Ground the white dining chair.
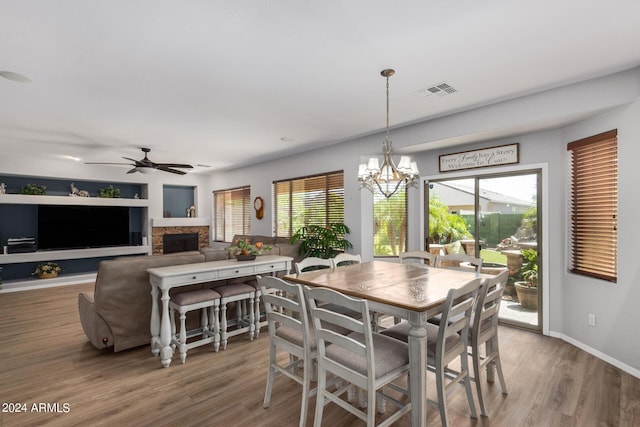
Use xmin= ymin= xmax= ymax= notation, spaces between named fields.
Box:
xmin=258 ymin=275 xmax=317 ymax=427
xmin=468 ymin=269 xmax=509 ymax=416
xmin=305 ymin=286 xmax=412 ymax=427
xmin=381 ymin=278 xmax=482 ymax=426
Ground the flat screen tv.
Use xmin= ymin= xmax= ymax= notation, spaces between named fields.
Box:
xmin=38 ymin=205 xmax=130 ymax=250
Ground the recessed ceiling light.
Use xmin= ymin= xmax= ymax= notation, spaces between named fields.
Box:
xmin=0 ymin=71 xmax=32 ymax=83
xmin=63 ymin=155 xmax=82 ymax=162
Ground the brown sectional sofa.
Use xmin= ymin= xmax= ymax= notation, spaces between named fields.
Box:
xmin=78 ymin=235 xmax=301 ymax=352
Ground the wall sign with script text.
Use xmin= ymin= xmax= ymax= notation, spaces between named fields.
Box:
xmin=439 ymin=143 xmax=519 ymax=172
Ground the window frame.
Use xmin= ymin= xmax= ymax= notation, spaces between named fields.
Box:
xmin=567 ymin=129 xmax=618 ymax=283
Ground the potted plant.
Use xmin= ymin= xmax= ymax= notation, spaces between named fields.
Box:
xmin=33 ymin=262 xmax=62 ymax=279
xmin=515 ymin=248 xmax=538 ymax=310
xmin=290 ymin=223 xmax=353 ymax=259
xmin=99 ymin=185 xmax=120 ymax=198
xmin=20 ymin=184 xmax=46 ymax=195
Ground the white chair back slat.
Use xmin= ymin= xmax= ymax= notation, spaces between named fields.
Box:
xmin=399 ymin=250 xmax=438 ymax=266
xmin=331 ymin=253 xmax=362 ymax=268
xmin=295 ymin=257 xmax=333 ymax=273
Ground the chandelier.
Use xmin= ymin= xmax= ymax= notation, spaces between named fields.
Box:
xmin=358 ymin=69 xmax=419 ymax=199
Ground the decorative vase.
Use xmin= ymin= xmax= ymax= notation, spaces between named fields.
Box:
xmin=514 ymin=281 xmax=538 ymax=310
xmin=235 ymin=254 xmax=257 ymax=261
xmin=38 ymin=272 xmax=58 ymax=279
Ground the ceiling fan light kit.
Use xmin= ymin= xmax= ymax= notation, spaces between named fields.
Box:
xmin=358 ymin=69 xmax=420 ymax=199
xmin=86 ymin=147 xmax=193 ymax=175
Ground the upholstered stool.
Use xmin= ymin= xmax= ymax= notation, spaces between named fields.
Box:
xmin=212 ymin=283 xmax=257 ymax=350
xmin=169 ymin=288 xmax=221 ymax=363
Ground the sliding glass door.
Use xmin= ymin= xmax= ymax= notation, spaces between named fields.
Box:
xmin=426 ymin=171 xmax=541 ymax=330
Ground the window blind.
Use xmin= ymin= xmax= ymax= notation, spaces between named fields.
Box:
xmin=273 ymin=171 xmax=344 ymax=238
xmin=373 ymin=186 xmax=407 ymax=256
xmin=213 ymin=186 xmax=251 ymax=242
xmin=567 ymin=129 xmax=617 ymax=282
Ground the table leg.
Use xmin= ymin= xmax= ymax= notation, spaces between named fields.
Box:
xmin=408 ymin=311 xmax=427 ymax=427
xmin=159 ymin=287 xmax=173 ymax=368
xmin=150 ymin=284 xmax=160 ymax=356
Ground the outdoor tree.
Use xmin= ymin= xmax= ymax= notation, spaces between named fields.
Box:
xmin=428 ymin=195 xmax=473 ymax=244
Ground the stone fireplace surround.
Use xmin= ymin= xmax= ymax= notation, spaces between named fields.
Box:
xmin=152 ymin=226 xmax=209 ymax=255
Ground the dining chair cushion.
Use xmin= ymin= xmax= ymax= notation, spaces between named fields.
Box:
xmin=276 ymin=324 xmax=317 ymax=351
xmin=469 ymin=312 xmax=493 ymax=338
xmin=381 ymin=321 xmax=462 ymax=360
xmin=326 ymin=331 xmax=409 ymax=378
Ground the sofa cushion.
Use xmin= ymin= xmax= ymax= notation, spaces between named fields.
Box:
xmin=200 ymin=247 xmax=230 ymax=262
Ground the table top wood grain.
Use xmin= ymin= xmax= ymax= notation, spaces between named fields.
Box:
xmin=284 ymin=260 xmax=486 ymax=312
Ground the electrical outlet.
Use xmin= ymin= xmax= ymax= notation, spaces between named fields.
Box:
xmin=588 ymin=313 xmax=596 ymax=327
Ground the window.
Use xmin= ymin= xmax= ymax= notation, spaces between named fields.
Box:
xmin=567 ymin=129 xmax=617 ymax=283
xmin=273 ymin=171 xmax=344 ymax=238
xmin=373 ymin=186 xmax=407 ymax=256
xmin=213 ymin=186 xmax=251 ymax=242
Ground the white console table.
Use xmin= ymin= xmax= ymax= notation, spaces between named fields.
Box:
xmin=147 ymin=255 xmax=292 ymax=368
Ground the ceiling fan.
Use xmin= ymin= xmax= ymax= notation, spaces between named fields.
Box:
xmin=86 ymin=147 xmax=193 ymax=175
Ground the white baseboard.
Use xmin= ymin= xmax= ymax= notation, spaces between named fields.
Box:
xmin=549 ymin=330 xmax=640 ymax=379
xmin=0 ymin=273 xmax=96 ymax=293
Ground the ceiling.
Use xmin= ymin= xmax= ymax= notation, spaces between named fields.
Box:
xmin=2 ymin=1 xmax=640 ymax=174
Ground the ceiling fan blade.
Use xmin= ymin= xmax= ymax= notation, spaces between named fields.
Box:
xmin=85 ymin=162 xmax=133 ymax=166
xmin=155 ymin=163 xmax=193 ymax=169
xmin=123 ymin=156 xmax=149 ymax=167
xmin=85 ymin=148 xmax=191 ymax=175
xmin=156 ymin=166 xmax=188 ymax=175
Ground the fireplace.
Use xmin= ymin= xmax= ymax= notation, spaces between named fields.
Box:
xmin=163 ymin=233 xmax=199 ymax=254
xmin=151 ymin=224 xmax=209 ymax=255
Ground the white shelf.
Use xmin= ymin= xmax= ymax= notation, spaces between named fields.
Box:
xmin=0 ymin=194 xmax=148 ymax=207
xmin=0 ymin=246 xmax=151 ymax=265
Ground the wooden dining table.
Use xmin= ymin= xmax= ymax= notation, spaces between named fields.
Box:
xmin=284 ymin=260 xmax=487 ymax=427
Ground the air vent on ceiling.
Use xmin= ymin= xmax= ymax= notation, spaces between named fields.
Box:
xmin=417 ymin=82 xmax=457 ymax=97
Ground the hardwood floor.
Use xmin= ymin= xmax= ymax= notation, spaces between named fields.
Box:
xmin=1 ymin=283 xmax=638 ymax=426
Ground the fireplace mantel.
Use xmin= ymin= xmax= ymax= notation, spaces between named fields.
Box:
xmin=151 ymin=218 xmax=211 ymax=227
